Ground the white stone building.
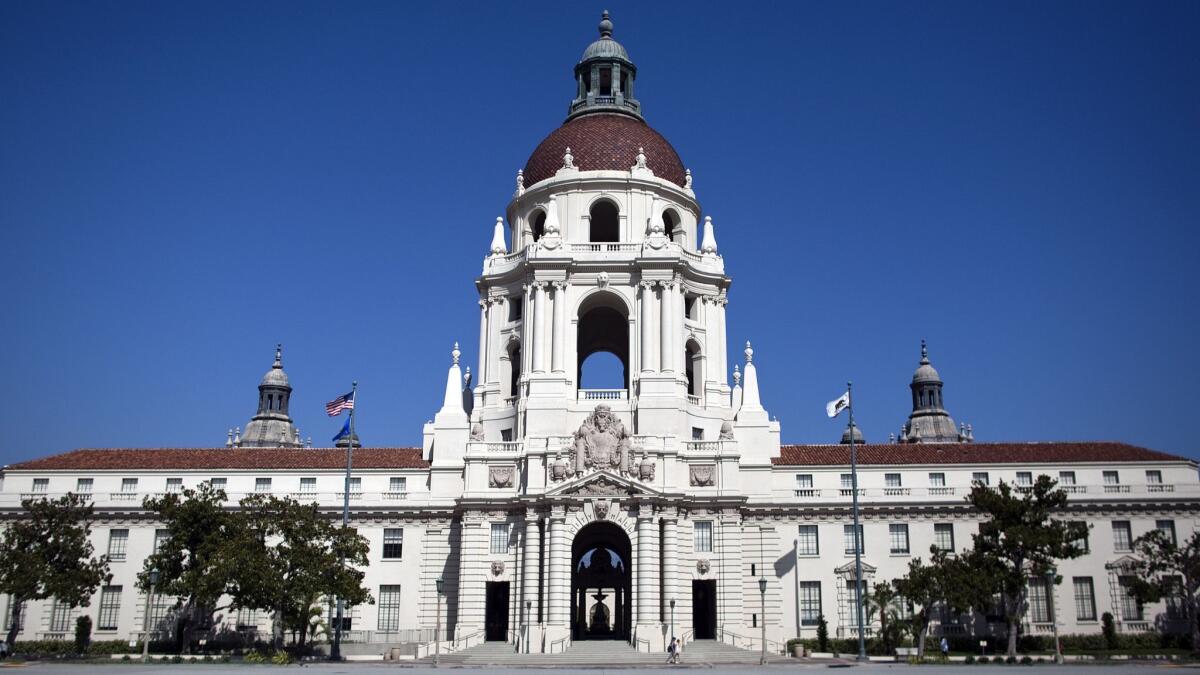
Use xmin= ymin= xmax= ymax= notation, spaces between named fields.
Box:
xmin=2 ymin=11 xmax=1198 ymax=658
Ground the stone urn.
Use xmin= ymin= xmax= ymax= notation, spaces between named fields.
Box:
xmin=638 ymin=454 xmax=655 ymax=481
xmin=550 ymin=455 xmax=569 ymax=481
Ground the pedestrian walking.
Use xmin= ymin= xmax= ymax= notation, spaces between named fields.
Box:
xmin=667 ymin=637 xmax=680 ymax=664
xmin=940 ymin=637 xmax=949 ymax=661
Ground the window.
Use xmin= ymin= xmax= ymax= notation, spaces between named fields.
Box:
xmin=840 ymin=474 xmax=853 ymax=489
xmin=209 ymin=477 xmax=227 ymax=492
xmin=1156 ymin=519 xmax=1177 ymax=546
xmin=154 ymin=528 xmax=170 ymax=554
xmin=795 ymin=474 xmax=813 ymax=490
xmin=299 ymin=477 xmax=316 ymax=493
xmin=589 ymin=200 xmax=619 ymax=243
xmin=1165 ymin=576 xmax=1186 ymax=620
xmin=691 ymin=427 xmax=704 ymax=440
xmin=1069 ymin=521 xmax=1089 ymax=553
xmin=490 ymin=523 xmax=510 ymax=554
xmin=1058 ymin=471 xmax=1076 ymax=486
xmin=166 ymin=478 xmax=182 ymax=493
xmin=107 ymin=529 xmax=129 ymax=561
xmin=98 ymin=586 xmax=122 ymax=630
xmin=797 ymin=525 xmax=819 ymax=556
xmin=843 ymin=524 xmax=864 ymax=555
xmin=49 ymin=599 xmax=72 ymax=633
xmin=1027 ymin=577 xmax=1050 ymax=623
xmin=383 ymin=528 xmax=404 ymax=559
xmin=348 ymin=477 xmax=362 ymax=496
xmin=1016 ymin=471 xmax=1032 ymax=487
xmin=694 ymin=521 xmax=713 ymax=553
xmin=889 ymin=524 xmax=910 ymax=555
xmin=1146 ymin=470 xmax=1163 ymax=484
xmin=148 ymin=594 xmax=174 ymax=632
xmin=1103 ymin=471 xmax=1119 ymax=485
xmin=389 ymin=477 xmax=407 ymax=494
xmin=236 ymin=607 xmax=258 ymax=629
xmin=928 ymin=472 xmax=946 ymax=487
xmin=1117 ymin=576 xmax=1143 ymax=621
xmin=1112 ymin=521 xmax=1133 ymax=552
xmin=1 ymin=597 xmax=26 ymax=633
xmin=1073 ymin=577 xmax=1096 ymax=621
xmin=885 ymin=473 xmax=902 ymax=488
xmin=255 ymin=477 xmax=271 ymax=493
xmin=76 ymin=478 xmax=93 ymax=494
xmin=501 ymin=428 xmax=513 ymax=442
xmin=121 ymin=478 xmax=138 ymax=493
xmin=377 ymin=585 xmax=402 ymax=631
xmin=972 ymin=472 xmax=989 ymax=486
xmin=508 ymin=297 xmax=522 ymax=321
xmin=32 ymin=478 xmax=48 ymax=493
xmin=934 ymin=523 xmax=955 ymax=552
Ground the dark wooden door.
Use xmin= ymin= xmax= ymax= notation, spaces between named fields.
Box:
xmin=485 ymin=581 xmax=510 ymax=641
xmin=692 ymin=580 xmax=717 ymax=639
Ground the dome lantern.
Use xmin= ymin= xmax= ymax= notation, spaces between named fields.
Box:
xmin=568 ymin=11 xmax=642 ymax=122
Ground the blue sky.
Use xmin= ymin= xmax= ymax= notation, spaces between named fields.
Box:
xmin=1 ymin=1 xmax=1197 ymax=465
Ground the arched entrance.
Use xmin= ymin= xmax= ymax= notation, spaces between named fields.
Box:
xmin=571 ymin=521 xmax=632 ymax=640
xmin=577 ymin=293 xmax=630 ymax=389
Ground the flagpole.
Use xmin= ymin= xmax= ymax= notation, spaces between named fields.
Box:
xmin=332 ymin=381 xmax=356 ymax=661
xmin=848 ymin=381 xmax=867 ymax=662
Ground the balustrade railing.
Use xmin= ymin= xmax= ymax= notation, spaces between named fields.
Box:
xmin=501 ymin=396 xmax=517 ymax=408
xmin=1148 ymin=484 xmax=1175 ymax=493
xmin=883 ymin=487 xmax=911 ymax=496
xmin=1061 ymin=485 xmax=1087 ymax=494
xmin=687 ymin=394 xmax=701 ymax=406
xmin=684 ymin=440 xmax=727 ymax=453
xmin=928 ymin=487 xmax=955 ymax=496
xmin=578 ymin=388 xmax=627 ymax=401
xmin=1104 ymin=484 xmax=1131 ymax=493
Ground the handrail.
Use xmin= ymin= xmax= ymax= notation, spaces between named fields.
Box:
xmin=453 ymin=629 xmax=485 ymax=651
xmin=679 ymin=629 xmax=694 ymax=647
xmin=634 ymin=637 xmax=650 ymax=653
xmin=549 ymin=635 xmax=571 ymax=653
xmin=718 ymin=627 xmax=787 ymax=654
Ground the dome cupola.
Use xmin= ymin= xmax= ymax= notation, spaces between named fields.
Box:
xmin=568 ymin=11 xmax=641 ymax=122
xmin=238 ymin=344 xmax=303 ymax=448
xmin=901 ymin=340 xmax=963 ymax=443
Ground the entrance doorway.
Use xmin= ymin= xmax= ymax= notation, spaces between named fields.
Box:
xmin=571 ymin=521 xmax=632 ymax=640
xmin=485 ymin=581 xmax=510 ymax=641
xmin=692 ymin=580 xmax=717 ymax=639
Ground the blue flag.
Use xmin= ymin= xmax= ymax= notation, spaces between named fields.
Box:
xmin=332 ymin=416 xmax=351 ymax=443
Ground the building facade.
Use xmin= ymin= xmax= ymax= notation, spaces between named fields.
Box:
xmin=2 ymin=12 xmax=1198 ymax=657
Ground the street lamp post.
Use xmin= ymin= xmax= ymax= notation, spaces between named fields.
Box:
xmin=434 ymin=576 xmax=444 ymax=667
xmin=525 ymin=600 xmax=532 ymax=654
xmin=670 ymin=598 xmax=676 ymax=646
xmin=758 ymin=577 xmax=768 ymax=665
xmin=1046 ymin=568 xmax=1062 ymax=664
xmin=141 ymin=568 xmax=159 ymax=663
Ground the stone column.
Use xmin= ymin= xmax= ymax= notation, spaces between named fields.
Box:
xmin=456 ymin=517 xmax=489 ymax=634
xmin=522 ymin=284 xmax=534 ymax=376
xmin=477 ymin=299 xmax=490 ymax=385
xmin=551 ymin=282 xmax=566 ymax=373
xmin=639 ymin=281 xmax=656 ymax=372
xmin=659 ymin=281 xmax=674 ymax=373
xmin=547 ymin=510 xmax=568 ymax=625
xmin=636 ymin=506 xmax=654 ymax=623
xmin=716 ymin=296 xmax=729 ymax=384
xmin=676 ymin=282 xmax=687 ymax=374
xmin=532 ymin=283 xmax=547 ymax=373
xmin=717 ymin=517 xmax=744 ymax=627
xmin=663 ymin=512 xmax=679 ymax=623
xmin=523 ymin=514 xmax=542 ymax=625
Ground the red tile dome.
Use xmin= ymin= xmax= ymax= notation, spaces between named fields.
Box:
xmin=523 ymin=113 xmax=687 ymax=188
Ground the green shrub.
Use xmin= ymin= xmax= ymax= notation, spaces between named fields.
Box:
xmin=977 ymin=656 xmax=989 ymax=664
xmin=1005 ymin=655 xmax=1017 ymax=664
xmin=74 ymin=615 xmax=92 ymax=654
xmin=964 ymin=655 xmax=976 ymax=664
xmin=816 ymin=614 xmax=829 ymax=652
xmin=1020 ymin=656 xmax=1033 ymax=665
xmin=1101 ymin=612 xmax=1117 ymax=649
xmin=121 ymin=655 xmax=131 ymax=661
xmin=244 ymin=651 xmax=267 ymax=664
xmin=86 ymin=640 xmax=134 ymax=655
xmin=270 ymin=652 xmax=293 ymax=665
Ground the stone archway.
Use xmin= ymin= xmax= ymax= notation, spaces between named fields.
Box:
xmin=571 ymin=521 xmax=632 ymax=640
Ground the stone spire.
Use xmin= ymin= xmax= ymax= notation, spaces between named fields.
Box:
xmin=901 ymin=340 xmax=960 ymax=443
xmin=238 ymin=344 xmax=302 ymax=448
xmin=439 ymin=343 xmax=467 ymax=417
xmin=739 ymin=342 xmax=763 ymax=412
xmin=700 ymin=216 xmax=719 ymax=255
xmin=489 ymin=217 xmax=507 ymax=255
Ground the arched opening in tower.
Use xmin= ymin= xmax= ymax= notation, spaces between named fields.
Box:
xmin=577 ymin=295 xmax=629 ymax=390
xmin=686 ymin=339 xmax=703 ymax=397
xmin=501 ymin=340 xmax=522 ymax=399
xmin=531 ymin=210 xmax=546 ymax=243
xmin=590 ymin=200 xmax=619 ymax=243
xmin=663 ymin=209 xmax=683 ymax=247
xmin=571 ymin=521 xmax=632 ymax=641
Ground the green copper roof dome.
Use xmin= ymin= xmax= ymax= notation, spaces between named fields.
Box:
xmin=581 ymin=11 xmax=630 ymax=62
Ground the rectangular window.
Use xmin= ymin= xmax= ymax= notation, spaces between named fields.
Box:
xmin=934 ymin=523 xmax=955 ymax=552
xmin=796 ymin=474 xmax=813 ymax=488
xmin=1157 ymin=519 xmax=1177 ymax=546
xmin=691 ymin=427 xmax=704 ymax=440
xmin=1146 ymin=470 xmax=1163 ymax=484
xmin=928 ymin=472 xmax=946 ymax=487
xmin=1072 ymin=577 xmax=1096 ymax=621
xmin=377 ymin=585 xmax=402 ymax=631
xmin=299 ymin=477 xmax=316 ymax=493
xmin=383 ymin=528 xmax=404 ymax=559
xmin=1165 ymin=576 xmax=1186 ymax=620
xmin=76 ymin=478 xmax=93 ymax=494
xmin=1069 ymin=522 xmax=1089 ymax=553
xmin=1 ymin=597 xmax=26 ymax=633
xmin=348 ymin=477 xmax=362 ymax=496
xmin=490 ymin=523 xmax=510 ymax=554
xmin=389 ymin=477 xmax=407 ymax=494
xmin=32 ymin=478 xmax=48 ymax=493
xmin=121 ymin=478 xmax=138 ymax=493
xmin=236 ymin=607 xmax=258 ymax=629
xmin=209 ymin=477 xmax=227 ymax=492
xmin=797 ymin=525 xmax=819 ymax=556
xmin=148 ymin=594 xmax=173 ymax=632
xmin=1118 ymin=576 xmax=1143 ymax=621
xmin=165 ymin=478 xmax=182 ymax=493
xmin=107 ymin=529 xmax=129 ymax=561
xmin=1103 ymin=471 xmax=1119 ymax=485
xmin=500 ymin=428 xmax=513 ymax=442
xmin=154 ymin=528 xmax=170 ymax=554
xmin=840 ymin=474 xmax=853 ymax=489
xmin=49 ymin=599 xmax=72 ymax=633
xmin=1058 ymin=471 xmax=1076 ymax=486
xmin=1112 ymin=521 xmax=1133 ymax=552
xmin=972 ymin=472 xmax=989 ymax=486
xmin=255 ymin=477 xmax=271 ymax=493
xmin=885 ymin=473 xmax=902 ymax=488
xmin=1016 ymin=471 xmax=1032 ymax=486
xmin=1028 ymin=577 xmax=1050 ymax=623
xmin=98 ymin=585 xmax=122 ymax=630
xmin=843 ymin=524 xmax=864 ymax=555
xmin=694 ymin=521 xmax=713 ymax=553
xmin=889 ymin=524 xmax=910 ymax=555
xmin=508 ymin=296 xmax=522 ymax=321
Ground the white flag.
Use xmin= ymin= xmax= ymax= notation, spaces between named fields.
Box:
xmin=826 ymin=391 xmax=850 ymax=418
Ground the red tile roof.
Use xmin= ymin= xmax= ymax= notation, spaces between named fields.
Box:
xmin=773 ymin=442 xmax=1189 ymax=467
xmin=6 ymin=448 xmax=428 ymax=471
xmin=524 ymin=113 xmax=687 ymax=188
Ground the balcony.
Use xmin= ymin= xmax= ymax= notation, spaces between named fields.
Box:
xmin=578 ymin=389 xmax=627 ymax=401
xmin=1148 ymin=484 xmax=1175 ymax=493
xmin=1060 ymin=485 xmax=1087 ymax=494
xmin=1104 ymin=484 xmax=1131 ymax=493
xmin=883 ymin=487 xmax=911 ymax=496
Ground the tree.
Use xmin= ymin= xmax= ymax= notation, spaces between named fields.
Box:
xmin=229 ymin=495 xmax=372 ymax=651
xmin=139 ymin=483 xmax=243 ymax=653
xmin=966 ymin=475 xmax=1086 ymax=657
xmin=865 ymin=581 xmax=906 ymax=653
xmin=1126 ymin=528 xmax=1200 ymax=652
xmin=892 ymin=547 xmax=981 ymax=658
xmin=816 ymin=614 xmax=829 ymax=652
xmin=0 ymin=494 xmax=110 ymax=646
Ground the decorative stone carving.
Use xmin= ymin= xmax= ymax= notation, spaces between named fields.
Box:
xmin=689 ymin=464 xmax=715 ymax=487
xmin=489 ymin=466 xmax=515 ymax=488
xmin=594 ymin=498 xmax=611 ymax=520
xmin=470 ymin=423 xmax=485 ymax=441
xmin=684 ymin=168 xmax=693 ymax=190
xmin=515 ymin=169 xmax=525 ymax=197
xmin=597 ymin=271 xmax=609 ymax=288
xmin=637 ymin=453 xmax=656 ymax=481
xmin=572 ymin=405 xmax=633 ymax=475
xmin=719 ymin=421 xmax=735 ymax=440
xmin=491 ymin=560 xmax=505 ymax=576
xmin=549 ymin=454 xmax=570 ymax=482
xmin=696 ymin=559 xmax=710 ymax=575
xmin=562 ymin=146 xmax=575 ymax=170
xmin=559 ymin=474 xmax=638 ymax=497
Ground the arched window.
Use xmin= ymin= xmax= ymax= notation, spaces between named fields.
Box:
xmin=590 ymin=201 xmax=619 ymax=243
xmin=685 ymin=340 xmax=703 ymax=397
xmin=531 ymin=211 xmax=546 ymax=243
xmin=662 ymin=210 xmax=683 ymax=246
xmin=505 ymin=341 xmax=522 ymax=399
xmin=577 ymin=293 xmax=630 ymax=389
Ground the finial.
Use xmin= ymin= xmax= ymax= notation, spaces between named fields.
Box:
xmin=889 ymin=432 xmax=896 ymax=444
xmin=966 ymin=423 xmax=974 ymax=442
xmin=490 ymin=216 xmax=507 ymax=255
xmin=599 ymin=10 xmax=613 ymax=38
xmin=744 ymin=341 xmax=753 ymax=363
xmin=452 ymin=342 xmax=461 ymax=366
xmin=634 ymin=147 xmax=647 ymax=169
xmin=684 ymin=169 xmax=693 ymax=190
xmin=306 ymin=436 xmax=312 ymax=448
xmin=464 ymin=366 xmax=472 ymax=387
xmin=920 ymin=338 xmax=929 ymax=364
xmin=233 ymin=426 xmax=241 ymax=445
xmin=700 ymin=216 xmax=718 ymax=255
xmin=733 ymin=364 xmax=741 ymax=386
xmin=563 ymin=147 xmax=575 ymax=170
xmin=515 ymin=169 xmax=525 ymax=197
xmin=226 ymin=428 xmax=233 ymax=448
xmin=274 ymin=343 xmax=282 ymax=368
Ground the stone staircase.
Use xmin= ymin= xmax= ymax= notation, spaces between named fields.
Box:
xmin=420 ymin=638 xmax=761 ymax=666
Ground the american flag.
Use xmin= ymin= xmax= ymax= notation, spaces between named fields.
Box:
xmin=326 ymin=391 xmax=355 ymax=417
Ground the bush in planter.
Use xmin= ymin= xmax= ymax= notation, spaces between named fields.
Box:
xmin=1005 ymin=655 xmax=1017 ymax=664
xmin=964 ymin=655 xmax=975 ymax=664
xmin=977 ymin=656 xmax=989 ymax=664
xmin=1020 ymin=656 xmax=1033 ymax=665
xmin=816 ymin=614 xmax=829 ymax=652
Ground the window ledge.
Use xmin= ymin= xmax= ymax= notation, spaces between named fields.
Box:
xmin=796 ymin=553 xmax=820 ymax=558
xmin=890 ymin=552 xmax=911 ymax=557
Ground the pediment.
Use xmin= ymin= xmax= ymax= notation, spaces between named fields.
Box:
xmin=547 ymin=470 xmax=658 ymax=498
xmin=834 ymin=560 xmax=878 ymax=578
xmin=1105 ymin=554 xmax=1141 ymax=571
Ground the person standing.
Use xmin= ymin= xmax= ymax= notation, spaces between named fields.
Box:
xmin=940 ymin=637 xmax=950 ymax=661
